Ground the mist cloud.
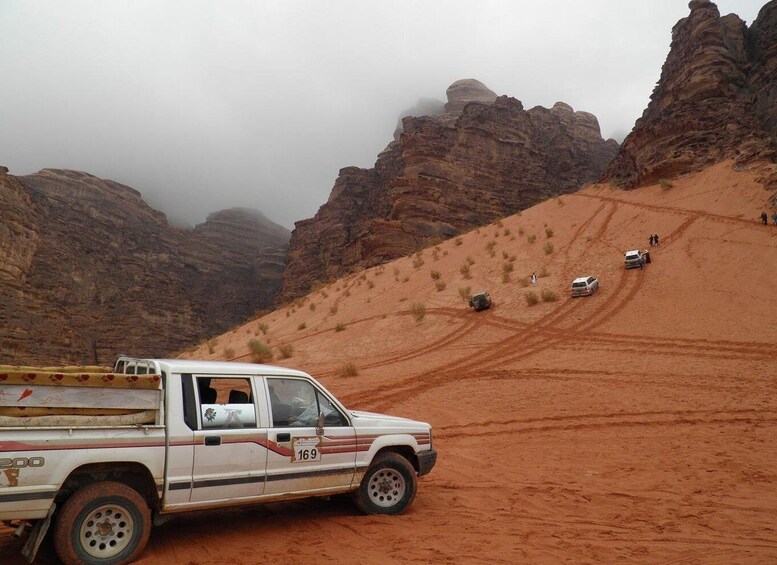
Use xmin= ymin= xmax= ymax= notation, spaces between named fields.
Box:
xmin=0 ymin=0 xmax=765 ymax=228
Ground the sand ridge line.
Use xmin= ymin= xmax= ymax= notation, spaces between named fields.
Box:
xmin=480 ymin=317 xmax=775 ymax=357
xmin=435 ymin=414 xmax=777 ymax=440
xmin=572 ymin=192 xmax=777 ymax=235
xmin=316 ymin=308 xmax=488 ymax=378
xmin=434 ymin=406 xmax=777 ymax=432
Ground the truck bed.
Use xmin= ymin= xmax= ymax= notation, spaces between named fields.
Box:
xmin=0 ymin=365 xmax=162 ymax=427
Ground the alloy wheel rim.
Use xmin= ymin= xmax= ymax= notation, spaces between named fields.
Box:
xmin=79 ymin=503 xmax=134 ymax=558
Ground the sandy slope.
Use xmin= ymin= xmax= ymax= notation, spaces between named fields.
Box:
xmin=3 ymin=162 xmax=777 ymax=564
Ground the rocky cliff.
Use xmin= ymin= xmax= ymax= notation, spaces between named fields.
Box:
xmin=0 ymin=168 xmax=289 ymax=364
xmin=606 ymin=0 xmax=777 ymax=187
xmin=280 ymin=79 xmax=618 ymax=300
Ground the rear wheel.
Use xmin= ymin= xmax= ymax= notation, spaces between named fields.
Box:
xmin=354 ymin=453 xmax=417 ymax=515
xmin=53 ymin=481 xmax=151 ymax=565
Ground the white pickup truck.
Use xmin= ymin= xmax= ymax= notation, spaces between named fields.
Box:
xmin=0 ymin=358 xmax=437 ymax=564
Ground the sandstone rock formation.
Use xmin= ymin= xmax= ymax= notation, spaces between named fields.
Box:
xmin=606 ymin=0 xmax=777 ymax=187
xmin=0 ymin=168 xmax=289 ymax=364
xmin=279 ymin=81 xmax=618 ymax=301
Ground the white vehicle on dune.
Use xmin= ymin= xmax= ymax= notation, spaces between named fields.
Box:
xmin=0 ymin=357 xmax=437 ymax=564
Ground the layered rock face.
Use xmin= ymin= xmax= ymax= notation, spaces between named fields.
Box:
xmin=0 ymin=168 xmax=289 ymax=364
xmin=280 ymin=80 xmax=618 ymax=300
xmin=606 ymin=0 xmax=777 ymax=187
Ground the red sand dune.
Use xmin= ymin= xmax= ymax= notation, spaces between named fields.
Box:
xmin=3 ymin=162 xmax=777 ymax=563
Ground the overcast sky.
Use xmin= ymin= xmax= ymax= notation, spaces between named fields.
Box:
xmin=0 ymin=1 xmax=767 ymax=229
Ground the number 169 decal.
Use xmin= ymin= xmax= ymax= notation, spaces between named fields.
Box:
xmin=291 ymin=436 xmax=322 ymax=463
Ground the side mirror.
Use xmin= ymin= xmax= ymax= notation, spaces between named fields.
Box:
xmin=316 ymin=412 xmax=325 ymax=435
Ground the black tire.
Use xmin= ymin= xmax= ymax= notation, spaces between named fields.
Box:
xmin=53 ymin=481 xmax=151 ymax=565
xmin=354 ymin=452 xmax=417 ymax=515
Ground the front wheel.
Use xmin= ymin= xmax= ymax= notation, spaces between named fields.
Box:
xmin=53 ymin=481 xmax=151 ymax=565
xmin=354 ymin=453 xmax=417 ymax=515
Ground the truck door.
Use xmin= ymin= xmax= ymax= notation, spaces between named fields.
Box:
xmin=263 ymin=376 xmax=355 ymax=496
xmin=188 ymin=375 xmax=269 ymax=504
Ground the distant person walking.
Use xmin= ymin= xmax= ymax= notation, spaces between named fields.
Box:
xmin=761 ymin=211 xmax=768 ymax=225
xmin=531 ymin=273 xmax=537 ymax=285
xmin=654 ymin=233 xmax=659 ymax=246
xmin=649 ymin=234 xmax=655 ymax=246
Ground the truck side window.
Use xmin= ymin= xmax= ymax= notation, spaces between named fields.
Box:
xmin=196 ymin=377 xmax=256 ymax=429
xmin=268 ymin=378 xmax=346 ymax=428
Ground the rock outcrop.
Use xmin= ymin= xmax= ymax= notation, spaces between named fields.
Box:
xmin=606 ymin=0 xmax=777 ymax=187
xmin=279 ymin=80 xmax=618 ymax=300
xmin=0 ymin=168 xmax=289 ymax=364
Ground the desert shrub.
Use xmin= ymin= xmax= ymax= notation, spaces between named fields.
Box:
xmin=659 ymin=178 xmax=673 ymax=189
xmin=435 ymin=280 xmax=446 ymax=291
xmin=335 ymin=322 xmax=346 ymax=332
xmin=502 ymin=251 xmax=509 ymax=260
xmin=344 ymin=288 xmax=351 ymax=297
xmin=257 ymin=322 xmax=269 ymax=335
xmin=297 ymin=322 xmax=307 ymax=331
xmin=432 ymin=249 xmax=440 ymax=261
xmin=466 ymin=256 xmax=475 ymax=265
xmin=518 ymin=227 xmax=525 ymax=235
xmin=412 ymin=255 xmax=424 ymax=269
xmin=541 ymin=289 xmax=558 ymax=302
xmin=403 ymin=276 xmax=410 ymax=283
xmin=207 ymin=339 xmax=216 ymax=354
xmin=248 ymin=339 xmax=273 ymax=363
xmin=503 ymin=228 xmax=511 ymax=236
xmin=501 ymin=272 xmax=511 ymax=283
xmin=309 ymin=303 xmax=316 ymax=311
xmin=485 ymin=241 xmax=496 ymax=257
xmin=455 ymin=237 xmax=463 ymax=246
xmin=399 ymin=297 xmax=408 ymax=302
xmin=223 ymin=347 xmax=235 ymax=359
xmin=458 ymin=286 xmax=472 ymax=302
xmin=460 ymin=264 xmax=471 ymax=279
xmin=366 ymin=280 xmax=375 ymax=289
xmin=524 ymin=291 xmax=539 ymax=306
xmin=411 ymin=302 xmax=426 ymax=322
xmin=544 ymin=242 xmax=554 ymax=255
xmin=329 ymin=303 xmax=338 ymax=315
xmin=430 ymin=270 xmax=441 ymax=280
xmin=502 ymin=262 xmax=514 ymax=274
xmin=545 ymin=227 xmax=554 ymax=238
xmin=528 ymin=234 xmax=537 ymax=244
xmin=278 ymin=344 xmax=293 ymax=359
xmin=339 ymin=362 xmax=359 ymax=377
xmin=496 ymin=220 xmax=503 ymax=228
xmin=509 ymin=255 xmax=517 ymax=262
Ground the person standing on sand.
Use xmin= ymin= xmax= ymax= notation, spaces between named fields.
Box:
xmin=649 ymin=234 xmax=655 ymax=246
xmin=531 ymin=273 xmax=537 ymax=285
xmin=761 ymin=211 xmax=768 ymax=225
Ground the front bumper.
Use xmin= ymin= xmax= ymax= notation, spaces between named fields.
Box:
xmin=417 ymin=449 xmax=438 ymax=476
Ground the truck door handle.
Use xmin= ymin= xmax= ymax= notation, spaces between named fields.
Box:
xmin=276 ymin=433 xmax=291 ymax=443
xmin=204 ymin=436 xmax=221 ymax=446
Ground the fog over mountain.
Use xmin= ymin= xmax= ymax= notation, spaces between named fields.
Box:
xmin=0 ymin=0 xmax=765 ymax=228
